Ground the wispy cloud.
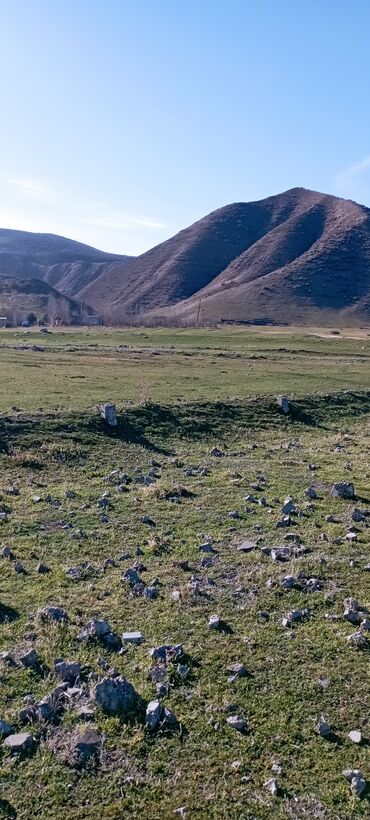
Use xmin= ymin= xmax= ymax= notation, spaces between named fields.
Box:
xmin=8 ymin=178 xmax=49 ymax=198
xmin=334 ymin=154 xmax=370 ymax=194
xmin=80 ymin=212 xmax=167 ymax=232
xmin=130 ymin=217 xmax=166 ymax=229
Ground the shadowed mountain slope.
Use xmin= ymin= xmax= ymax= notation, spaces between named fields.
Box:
xmin=0 ymin=276 xmax=82 ymax=322
xmin=81 ymin=188 xmax=370 ymax=325
xmin=0 ymin=230 xmax=133 ymax=299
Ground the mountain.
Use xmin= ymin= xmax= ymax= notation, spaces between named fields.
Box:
xmin=0 ymin=230 xmax=133 ymax=300
xmin=2 ymin=188 xmax=370 ymax=325
xmin=81 ymin=187 xmax=370 ymax=325
xmin=0 ymin=276 xmax=82 ymax=323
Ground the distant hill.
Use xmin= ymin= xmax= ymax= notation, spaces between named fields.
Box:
xmin=0 ymin=276 xmax=82 ymax=323
xmin=80 ymin=187 xmax=370 ymax=325
xmin=2 ymin=188 xmax=370 ymax=326
xmin=0 ymin=230 xmax=133 ymax=299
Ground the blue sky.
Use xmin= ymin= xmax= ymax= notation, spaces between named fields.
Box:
xmin=1 ymin=0 xmax=370 ymax=254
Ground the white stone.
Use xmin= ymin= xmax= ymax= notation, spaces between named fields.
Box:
xmin=99 ymin=403 xmax=118 ymax=426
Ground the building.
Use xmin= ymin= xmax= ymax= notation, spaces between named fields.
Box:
xmin=0 ymin=317 xmax=7 ymax=328
xmin=85 ymin=315 xmax=102 ymax=326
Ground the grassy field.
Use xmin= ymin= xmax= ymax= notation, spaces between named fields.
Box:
xmin=0 ymin=326 xmax=369 ymax=819
xmin=1 ymin=326 xmax=370 ymax=411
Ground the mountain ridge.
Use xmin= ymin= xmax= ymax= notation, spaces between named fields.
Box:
xmin=0 ymin=229 xmax=133 ymax=300
xmin=81 ymin=187 xmax=370 ymax=324
xmin=1 ymin=187 xmax=370 ymax=325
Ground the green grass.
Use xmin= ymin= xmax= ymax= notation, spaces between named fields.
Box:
xmin=1 ymin=326 xmax=370 ymax=411
xmin=0 ymin=327 xmax=369 ymax=818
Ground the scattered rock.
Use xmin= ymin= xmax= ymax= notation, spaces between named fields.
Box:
xmin=0 ymin=720 xmax=14 ymax=738
xmin=93 ymin=676 xmax=140 ymax=715
xmin=352 ymin=508 xmax=366 ymax=522
xmin=36 ymin=561 xmax=50 ymax=574
xmin=347 ymin=631 xmax=367 ymax=649
xmin=122 ymin=631 xmax=142 ymax=645
xmin=330 ymin=482 xmax=355 ymax=499
xmin=280 ymin=575 xmax=298 ymax=590
xmin=55 ymin=660 xmax=81 ymax=683
xmin=199 ymin=542 xmax=216 ymax=553
xmin=150 ymin=645 xmax=183 ymax=664
xmin=316 ymin=716 xmax=331 ymax=737
xmin=226 ymin=663 xmax=248 ymax=683
xmin=348 ymin=730 xmax=362 ymax=744
xmin=4 ymin=732 xmax=34 ymax=754
xmin=304 ymin=486 xmax=317 ymax=499
xmin=282 ymin=608 xmax=308 ymax=628
xmin=39 ymin=606 xmax=68 ymax=623
xmin=264 ymin=777 xmax=278 ymax=796
xmin=227 ymin=715 xmax=247 ymax=733
xmin=171 ymin=590 xmax=181 ymax=602
xmin=65 ymin=489 xmax=76 ymax=499
xmin=281 ymin=497 xmax=296 ymax=515
xmin=78 ymin=619 xmax=121 ymax=651
xmin=77 ymin=705 xmax=96 ymax=721
xmin=237 ymin=540 xmax=256 ymax=553
xmin=19 ymin=648 xmax=40 ymax=670
xmin=271 ymin=546 xmax=291 ymax=562
xmin=145 ymin=699 xmax=163 ymax=731
xmin=277 ymin=396 xmax=289 ymax=414
xmin=122 ymin=567 xmax=141 ymax=586
xmin=140 ymin=515 xmax=155 ymax=526
xmin=343 ymin=769 xmax=367 ymax=796
xmin=99 ymin=403 xmax=117 ymax=426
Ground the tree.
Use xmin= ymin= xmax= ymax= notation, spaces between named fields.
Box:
xmin=26 ymin=312 xmax=37 ymax=326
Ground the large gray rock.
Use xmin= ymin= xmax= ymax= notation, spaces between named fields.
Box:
xmin=145 ymin=700 xmax=163 ymax=731
xmin=264 ymin=778 xmax=278 ymax=795
xmin=99 ymin=403 xmax=118 ymax=427
xmin=281 ymin=497 xmax=296 ymax=515
xmin=77 ymin=619 xmax=121 ymax=651
xmin=150 ymin=644 xmax=183 ymax=664
xmin=35 ymin=700 xmax=54 ymax=721
xmin=39 ymin=605 xmax=68 ymax=623
xmin=4 ymin=732 xmax=34 ymax=753
xmin=227 ymin=715 xmax=247 ymax=732
xmin=237 ymin=540 xmax=256 ymax=553
xmin=347 ymin=631 xmax=367 ymax=648
xmin=93 ymin=676 xmax=140 ymax=715
xmin=70 ymin=727 xmax=102 ymax=767
xmin=55 ymin=659 xmax=81 ymax=683
xmin=227 ymin=663 xmax=248 ymax=683
xmin=343 ymin=769 xmax=367 ymax=796
xmin=208 ymin=614 xmax=221 ymax=630
xmin=316 ymin=716 xmax=331 ymax=737
xmin=271 ymin=546 xmax=291 ymax=562
xmin=122 ymin=631 xmax=142 ymax=645
xmin=348 ymin=730 xmax=362 ymax=744
xmin=78 ymin=619 xmax=111 ymax=640
xmin=277 ymin=395 xmax=289 ymax=414
xmin=330 ymin=482 xmax=355 ymax=499
xmin=19 ymin=648 xmax=40 ymax=670
xmin=0 ymin=719 xmax=14 ymax=738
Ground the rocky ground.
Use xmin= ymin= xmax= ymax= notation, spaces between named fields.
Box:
xmin=0 ymin=327 xmax=369 ymax=818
